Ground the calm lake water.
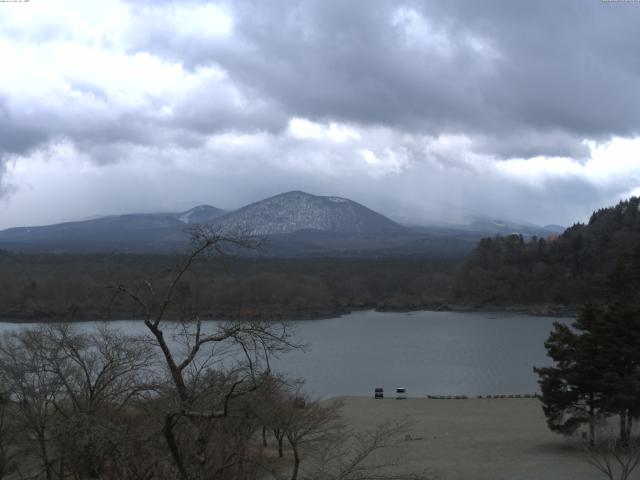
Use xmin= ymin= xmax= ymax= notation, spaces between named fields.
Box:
xmin=0 ymin=310 xmax=570 ymax=398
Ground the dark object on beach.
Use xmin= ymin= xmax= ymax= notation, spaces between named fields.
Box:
xmin=374 ymin=387 xmax=384 ymax=399
xmin=396 ymin=387 xmax=407 ymax=399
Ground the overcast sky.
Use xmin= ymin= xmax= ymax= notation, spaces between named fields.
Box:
xmin=1 ymin=0 xmax=640 ymax=229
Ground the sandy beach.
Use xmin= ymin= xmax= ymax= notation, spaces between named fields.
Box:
xmin=336 ymin=397 xmax=630 ymax=480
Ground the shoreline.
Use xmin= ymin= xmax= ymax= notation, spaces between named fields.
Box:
xmin=0 ymin=304 xmax=578 ymax=324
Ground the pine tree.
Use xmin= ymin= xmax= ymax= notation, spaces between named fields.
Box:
xmin=534 ymin=306 xmax=604 ymax=445
xmin=603 ymin=248 xmax=640 ymax=442
xmin=535 ymin=248 xmax=640 ymax=444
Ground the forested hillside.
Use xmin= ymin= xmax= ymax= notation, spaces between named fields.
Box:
xmin=0 ymin=253 xmax=455 ymax=321
xmin=453 ymin=197 xmax=640 ymax=309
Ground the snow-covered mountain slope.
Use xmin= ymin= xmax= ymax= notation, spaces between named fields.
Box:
xmin=212 ymin=191 xmax=404 ymax=235
xmin=177 ymin=205 xmax=227 ymax=224
xmin=0 ymin=194 xmax=427 ymax=255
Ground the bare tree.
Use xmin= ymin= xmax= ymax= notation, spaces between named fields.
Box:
xmin=253 ymin=374 xmax=304 ymax=458
xmin=0 ymin=392 xmax=18 ymax=479
xmin=0 ymin=327 xmax=65 ymax=480
xmin=305 ymin=418 xmax=428 ymax=480
xmin=0 ymin=324 xmax=159 ymax=480
xmin=583 ymin=433 xmax=640 ymax=480
xmin=284 ymin=397 xmax=343 ymax=480
xmin=112 ymin=226 xmax=297 ymax=479
xmin=46 ymin=324 xmax=157 ymax=479
xmin=43 ymin=324 xmax=157 ymax=413
xmin=258 ymin=386 xmax=428 ymax=480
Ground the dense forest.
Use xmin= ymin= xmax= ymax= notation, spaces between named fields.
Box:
xmin=454 ymin=197 xmax=640 ymax=310
xmin=0 ymin=253 xmax=456 ymax=321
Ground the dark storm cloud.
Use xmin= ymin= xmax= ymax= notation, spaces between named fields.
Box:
xmin=0 ymin=72 xmax=282 ymax=164
xmin=0 ymin=96 xmax=49 ymax=155
xmin=451 ymin=1 xmax=640 ymax=138
xmin=125 ymin=0 xmax=640 ymax=159
xmin=130 ymin=0 xmax=495 ymax=129
xmin=5 ymin=0 xmax=640 ymax=160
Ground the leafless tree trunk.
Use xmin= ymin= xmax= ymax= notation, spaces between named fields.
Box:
xmin=281 ymin=396 xmax=343 ymax=480
xmin=305 ymin=418 xmax=430 ymax=480
xmin=112 ymin=226 xmax=297 ymax=479
xmin=583 ymin=429 xmax=640 ymax=480
xmin=0 ymin=393 xmax=18 ymax=479
xmin=0 ymin=328 xmax=64 ymax=480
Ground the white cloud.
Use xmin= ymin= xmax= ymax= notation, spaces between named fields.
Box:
xmin=494 ymin=137 xmax=640 ymax=190
xmin=127 ymin=1 xmax=233 ymax=43
xmin=287 ymin=118 xmax=361 ymax=143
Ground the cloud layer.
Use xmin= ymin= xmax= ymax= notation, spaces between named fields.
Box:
xmin=1 ymin=0 xmax=640 ymax=228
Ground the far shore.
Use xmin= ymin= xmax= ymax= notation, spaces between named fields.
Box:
xmin=0 ymin=304 xmax=578 ymax=324
xmin=334 ymin=396 xmax=608 ymax=480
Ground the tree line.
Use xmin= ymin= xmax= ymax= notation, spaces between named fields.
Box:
xmin=0 ymin=251 xmax=456 ymax=322
xmin=454 ymin=197 xmax=640 ymax=309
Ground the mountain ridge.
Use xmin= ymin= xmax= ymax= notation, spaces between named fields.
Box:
xmin=0 ymin=191 xmax=409 ymax=254
xmin=212 ymin=190 xmax=403 ymax=235
xmin=0 ymin=191 xmax=565 ymax=256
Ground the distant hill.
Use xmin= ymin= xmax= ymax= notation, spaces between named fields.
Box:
xmin=3 ymin=191 xmax=470 ymax=257
xmin=463 ymin=218 xmax=564 ymax=237
xmin=0 ymin=206 xmax=227 ymax=253
xmin=453 ymin=196 xmax=640 ymax=309
xmin=213 ymin=191 xmax=403 ymax=235
xmin=0 ymin=190 xmax=563 ymax=259
xmin=407 ymin=218 xmax=564 ymax=238
xmin=0 ymin=192 xmax=450 ymax=256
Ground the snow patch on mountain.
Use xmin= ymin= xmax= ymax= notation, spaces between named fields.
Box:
xmin=179 ymin=211 xmax=194 ymax=224
xmin=213 ymin=191 xmax=403 ymax=235
xmin=177 ymin=205 xmax=227 ymax=224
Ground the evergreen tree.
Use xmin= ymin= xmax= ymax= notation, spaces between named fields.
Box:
xmin=534 ymin=305 xmax=605 ymax=445
xmin=536 ymin=249 xmax=640 ymax=443
xmin=595 ymin=249 xmax=640 ymax=442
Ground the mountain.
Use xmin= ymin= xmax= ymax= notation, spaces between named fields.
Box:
xmin=0 ymin=193 xmax=412 ymax=254
xmin=0 ymin=192 xmax=475 ymax=257
xmin=543 ymin=224 xmax=565 ymax=234
xmin=405 ymin=217 xmax=564 ymax=242
xmin=0 ymin=206 xmax=227 ymax=252
xmin=409 ymin=216 xmax=565 ymax=240
xmin=463 ymin=217 xmax=563 ymax=237
xmin=213 ymin=191 xmax=403 ymax=235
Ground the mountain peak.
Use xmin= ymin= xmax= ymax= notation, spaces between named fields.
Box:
xmin=214 ymin=191 xmax=402 ymax=235
xmin=267 ymin=190 xmax=315 ymax=200
xmin=178 ymin=205 xmax=227 ymax=224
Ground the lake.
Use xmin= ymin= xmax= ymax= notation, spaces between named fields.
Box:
xmin=0 ymin=310 xmax=570 ymax=398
